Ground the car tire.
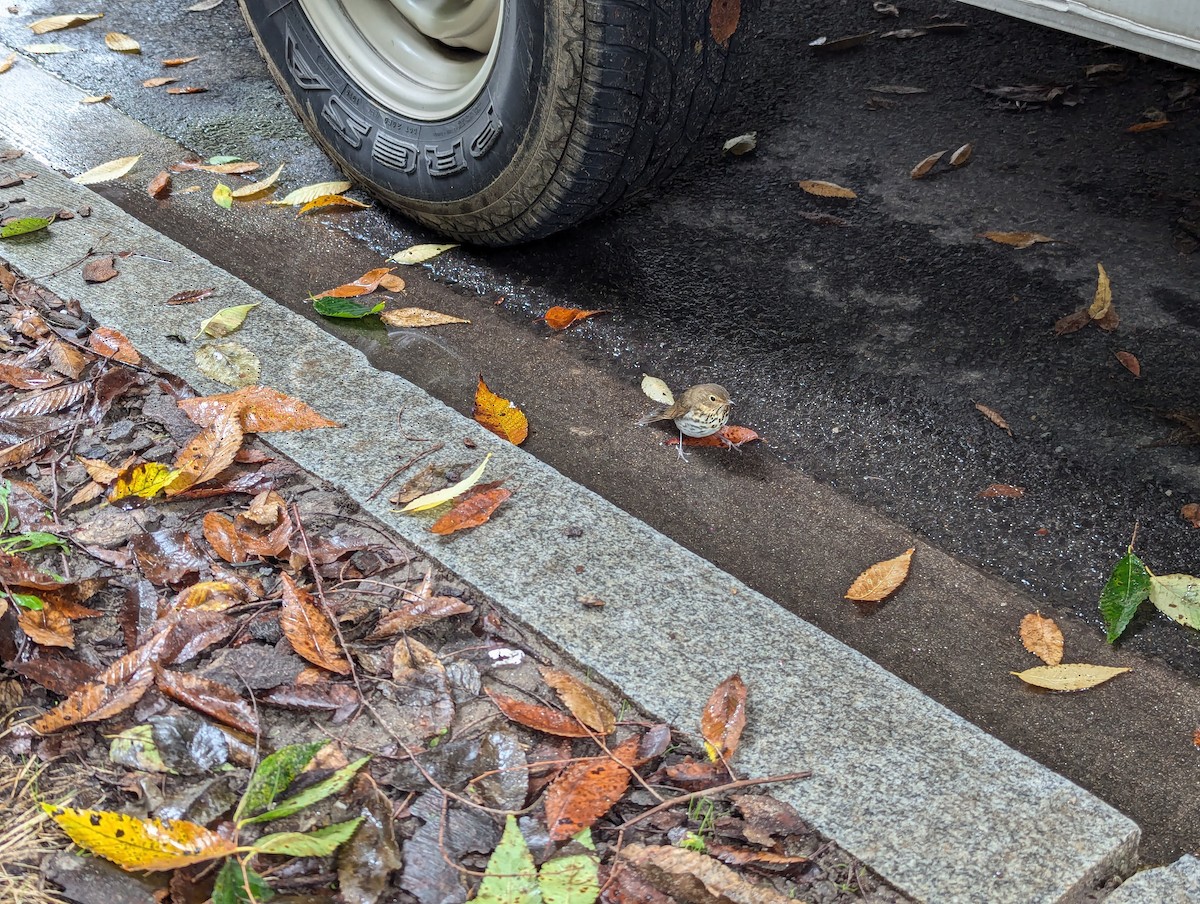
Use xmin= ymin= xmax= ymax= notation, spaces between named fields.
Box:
xmin=239 ymin=0 xmax=739 ymax=245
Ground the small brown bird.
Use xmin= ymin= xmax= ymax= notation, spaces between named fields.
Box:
xmin=638 ymin=383 xmax=733 ymax=460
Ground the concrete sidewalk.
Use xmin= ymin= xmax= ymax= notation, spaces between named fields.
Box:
xmin=2 ymin=145 xmax=1194 ymax=902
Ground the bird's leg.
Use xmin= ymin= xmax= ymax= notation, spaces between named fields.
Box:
xmin=676 ymin=428 xmax=690 ymax=462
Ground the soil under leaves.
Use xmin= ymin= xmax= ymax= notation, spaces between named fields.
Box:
xmin=0 ymin=256 xmax=909 ymax=904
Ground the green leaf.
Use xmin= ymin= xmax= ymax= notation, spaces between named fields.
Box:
xmin=251 ymin=817 xmax=363 ymax=857
xmin=1099 ymin=550 xmax=1151 ymax=643
xmin=1148 ymin=573 xmax=1200 ymax=630
xmin=476 ymin=815 xmax=539 ymax=904
xmin=241 ymin=756 xmax=369 ymax=825
xmin=207 ymin=155 xmax=243 ymax=165
xmin=0 ymin=531 xmax=67 ymax=554
xmin=213 ymin=183 xmax=233 ymax=210
xmin=11 ymin=592 xmax=44 ymax=611
xmin=1 ymin=217 xmax=52 ymax=239
xmin=197 ymin=302 xmax=259 ymax=339
xmin=236 ymin=741 xmax=326 ymax=823
xmin=212 ymin=859 xmax=273 ymax=904
xmin=311 ymin=296 xmax=385 ymax=319
xmin=539 ymin=829 xmax=599 ymax=904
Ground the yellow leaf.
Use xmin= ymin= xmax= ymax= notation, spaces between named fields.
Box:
xmin=104 ymin=32 xmax=140 ymax=53
xmin=845 ymin=548 xmax=914 ymax=602
xmin=195 ymin=340 xmax=260 ymax=388
xmin=1148 ymin=573 xmax=1200 ymax=630
xmin=197 ymin=303 xmax=258 ymax=339
xmin=401 ymin=454 xmax=491 ymax=513
xmin=41 ymin=805 xmax=236 ymax=871
xmin=1019 ymin=613 xmax=1063 ymax=666
xmin=230 ymin=163 xmax=284 ymax=199
xmin=979 ymin=231 xmax=1056 ymax=249
xmin=380 ymin=307 xmax=469 ymax=328
xmin=109 ymin=462 xmax=180 ymax=501
xmin=212 ymin=183 xmax=233 ymax=210
xmin=297 ymin=194 xmax=372 ymax=215
xmin=390 ymin=243 xmax=458 ymax=265
xmin=796 ymin=180 xmax=857 ymax=199
xmin=80 ymin=94 xmax=111 ymax=104
xmin=71 ymin=155 xmax=140 ymax=185
xmin=0 ymin=52 xmax=14 ymax=74
xmin=640 ymin=375 xmax=675 ymax=405
xmin=271 ymin=180 xmax=352 ymax=206
xmin=1087 ymin=262 xmax=1111 ymax=320
xmin=473 ymin=377 xmax=528 ymax=445
xmin=29 ymin=13 xmax=104 ymax=34
xmin=1011 ymin=664 xmax=1129 ymax=691
xmin=166 ymin=403 xmax=245 ymax=495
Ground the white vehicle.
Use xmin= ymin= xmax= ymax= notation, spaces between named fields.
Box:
xmin=240 ymin=1 xmax=1199 ymax=245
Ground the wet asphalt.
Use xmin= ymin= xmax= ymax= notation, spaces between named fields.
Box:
xmin=1 ymin=0 xmax=1198 ymax=862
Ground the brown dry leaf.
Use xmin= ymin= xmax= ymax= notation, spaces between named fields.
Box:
xmin=147 ymin=171 xmax=171 ymax=199
xmin=170 ymin=580 xmax=243 ymax=612
xmin=31 ymin=630 xmax=171 ymax=733
xmin=1127 ymin=120 xmax=1169 ymax=133
xmin=296 ymin=194 xmax=372 ymax=215
xmin=80 ymin=94 xmax=111 ymax=104
xmin=975 ymin=402 xmax=1013 ymax=436
xmin=0 ymin=52 xmax=14 ymax=75
xmin=0 ymin=363 xmax=63 ymax=390
xmin=545 ymin=735 xmax=640 ymax=841
xmin=1011 ymin=663 xmax=1129 ymax=691
xmin=46 ymin=337 xmax=89 ymax=379
xmin=1180 ymin=503 xmax=1200 ymax=529
xmin=29 ymin=13 xmax=104 ymax=33
xmin=980 ymin=231 xmax=1057 ymax=249
xmin=539 ymin=666 xmax=616 ymax=735
xmin=162 ymin=55 xmax=199 ymax=66
xmin=620 ymin=843 xmax=793 ymax=904
xmin=978 ymin=483 xmax=1024 ymax=498
xmin=709 ymin=0 xmax=740 ymax=45
xmin=700 ymin=673 xmax=748 ymax=762
xmin=143 ymin=76 xmax=177 ymax=88
xmin=910 ymin=150 xmax=945 ymax=179
xmin=949 ymin=143 xmax=973 ymax=166
xmin=166 ymin=288 xmax=215 ymax=305
xmin=473 ymin=376 xmax=528 ymax=445
xmin=1054 ymin=306 xmax=1092 ymax=337
xmin=485 ymin=689 xmax=593 ymax=738
xmin=165 ymin=403 xmax=244 ymax=495
xmin=706 ymin=842 xmax=809 ymax=872
xmin=1087 ymin=262 xmax=1118 ymax=331
xmin=379 ymin=307 xmax=469 ymax=328
xmin=166 ymin=85 xmax=208 ymax=94
xmin=543 ymin=306 xmax=609 ymax=330
xmin=18 ymin=604 xmax=77 ymax=648
xmin=198 ymin=161 xmax=260 ymax=175
xmin=201 ymin=512 xmax=248 ymax=563
xmin=82 ymin=256 xmax=119 ymax=283
xmin=390 ymin=635 xmax=442 ymax=681
xmin=1019 ymin=613 xmax=1064 ymax=666
xmin=178 ymin=386 xmax=339 ymax=432
xmin=88 ymin=327 xmax=140 ymax=364
xmin=845 ymin=548 xmax=915 ymax=602
xmin=104 ymin=32 xmax=140 ymax=53
xmin=279 ymin=572 xmax=350 ymax=675
xmin=1115 ymin=351 xmax=1140 ymax=377
xmin=796 ymin=180 xmax=856 ymax=199
xmin=429 ymin=487 xmax=511 ymax=536
xmin=317 ymin=267 xmax=395 ymax=299
xmin=377 ymin=273 xmax=406 ymax=292
xmin=0 ymin=381 xmax=88 ymax=417
xmin=155 ymin=666 xmax=258 ymax=735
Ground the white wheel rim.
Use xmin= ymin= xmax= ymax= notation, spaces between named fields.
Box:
xmin=299 ymin=0 xmax=503 ymax=120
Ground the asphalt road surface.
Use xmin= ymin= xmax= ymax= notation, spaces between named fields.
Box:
xmin=1 ymin=0 xmax=1198 ymax=863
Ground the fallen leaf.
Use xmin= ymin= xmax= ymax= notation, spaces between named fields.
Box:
xmin=72 ymin=155 xmax=140 ymax=185
xmin=401 ymin=454 xmax=492 ymax=513
xmin=377 ymin=273 xmax=406 ymax=292
xmin=545 ymin=736 xmax=640 ymax=841
xmin=910 ymin=150 xmax=945 ymax=179
xmin=109 ymin=462 xmax=179 ymax=501
xmin=641 ymin=375 xmax=675 ymax=405
xmin=188 ymin=0 xmax=225 ymax=9
xmin=978 ymin=483 xmax=1024 ymax=498
xmin=297 ymin=194 xmax=372 ymax=215
xmin=1087 ymin=262 xmax=1117 ymax=331
xmin=0 ymin=364 xmax=63 ymax=390
xmin=82 ymin=256 xmax=119 ymax=283
xmin=722 ymin=132 xmax=757 ymax=156
xmin=212 ymin=183 xmax=233 ymax=210
xmin=485 ymin=689 xmax=593 ymax=738
xmin=980 ymin=231 xmax=1056 ymax=249
xmin=670 ymin=425 xmax=761 ymax=448
xmin=620 ymin=843 xmax=792 ymax=904
xmin=975 ymin=402 xmax=1012 ymax=436
xmin=42 ymin=805 xmax=236 ymax=870
xmin=1019 ymin=613 xmax=1064 ymax=665
xmin=1148 ymin=573 xmax=1200 ymax=630
xmin=1053 ymin=306 xmax=1091 ymax=337
xmin=1084 ymin=63 xmax=1125 ymax=77
xmin=195 ymin=340 xmax=260 ymax=388
xmin=23 ymin=44 xmax=75 ymax=54
xmin=1012 ymin=663 xmax=1130 ymax=691
xmin=949 ymin=143 xmax=973 ymax=166
xmin=197 ymin=302 xmax=258 ymax=339
xmin=544 ymin=306 xmax=608 ymax=330
xmin=701 ymin=673 xmax=747 ymax=762
xmin=162 ymin=55 xmax=200 ymax=67
xmin=230 ymin=163 xmax=284 ymax=199
xmin=80 ymin=94 xmax=111 ymax=104
xmin=474 ymin=377 xmax=528 ymax=445
xmin=1181 ymin=504 xmax=1200 ymax=528
xmin=0 ymin=52 xmax=14 ymax=74
xmin=540 ymin=666 xmax=616 ymax=735
xmin=390 ymin=243 xmax=457 ymax=265
xmin=476 ymin=815 xmax=539 ymax=901
xmin=796 ymin=180 xmax=856 ymax=199
xmin=143 ymin=76 xmax=177 ymax=88
xmin=147 ymin=170 xmax=171 ymax=198
xmin=710 ymin=0 xmax=741 ymax=45
xmin=279 ymin=572 xmax=351 ymax=675
xmin=104 ymin=32 xmax=140 ymax=53
xmin=198 ymin=161 xmax=261 ymax=175
xmin=369 ymin=594 xmax=472 ymax=638
xmin=317 ymin=267 xmax=395 ymax=299
xmin=178 ymin=386 xmax=338 ymax=432
xmin=430 ymin=486 xmax=511 ymax=535
xmin=155 ymin=666 xmax=258 ymax=735
xmin=166 ymin=402 xmax=244 ymax=495
xmin=1127 ymin=120 xmax=1169 ymax=133
xmin=313 ymin=297 xmax=384 ymax=318
xmin=88 ymin=327 xmax=139 ymax=364
xmin=166 ymin=288 xmax=216 ymax=305
xmin=380 ymin=307 xmax=469 ymax=328
xmin=1115 ymin=351 xmax=1140 ymax=377
xmin=166 ymin=85 xmax=208 ymax=95
xmin=809 ymin=32 xmax=876 ymax=52
xmin=845 ymin=548 xmax=914 ymax=602
xmin=272 ymin=180 xmax=352 ymax=206
xmin=1100 ymin=549 xmax=1151 ymax=644
xmin=1 ymin=217 xmax=52 ymax=238
xmin=29 ymin=13 xmax=104 ymax=34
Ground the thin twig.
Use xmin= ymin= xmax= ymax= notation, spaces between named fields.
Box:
xmin=367 ymin=442 xmax=445 ymax=501
xmin=614 ymin=770 xmax=811 ymax=832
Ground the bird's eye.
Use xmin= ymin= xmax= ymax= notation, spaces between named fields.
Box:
xmin=709 ymin=395 xmax=717 ymax=402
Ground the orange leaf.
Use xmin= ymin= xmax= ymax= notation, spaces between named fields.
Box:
xmin=170 ymin=580 xmax=243 ymax=613
xmin=147 ymin=170 xmax=171 ymax=199
xmin=32 ymin=630 xmax=171 ymax=733
xmin=1127 ymin=120 xmax=1169 ymax=133
xmin=369 ymin=595 xmax=473 ymax=638
xmin=485 ymin=689 xmax=593 ymax=738
xmin=1115 ymin=351 xmax=1140 ymax=378
xmin=545 ymin=735 xmax=640 ymax=841
xmin=18 ymin=604 xmax=76 ymax=648
xmin=177 ymin=386 xmax=339 ymax=432
xmin=845 ymin=548 xmax=915 ymax=602
xmin=41 ymin=805 xmax=236 ymax=871
xmin=317 ymin=267 xmax=394 ymax=298
xmin=1181 ymin=503 xmax=1200 ymax=529
xmin=429 ymin=487 xmax=511 ymax=535
xmin=201 ymin=512 xmax=249 ymax=563
xmin=709 ymin=0 xmax=740 ymax=44
xmin=473 ymin=376 xmax=528 ymax=445
xmin=669 ymin=425 xmax=761 ymax=448
xmin=700 ymin=673 xmax=747 ymax=762
xmin=155 ymin=666 xmax=258 ymax=735
xmin=279 ymin=572 xmax=350 ymax=675
xmin=539 ymin=666 xmax=616 ymax=735
xmin=1019 ymin=613 xmax=1064 ymax=666
xmin=543 ymin=306 xmax=608 ymax=331
xmin=166 ymin=402 xmax=244 ymax=495
xmin=88 ymin=327 xmax=140 ymax=364
xmin=977 ymin=483 xmax=1024 ymax=498
xmin=297 ymin=194 xmax=372 ymax=215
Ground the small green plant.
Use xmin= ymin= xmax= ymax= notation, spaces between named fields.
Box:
xmin=0 ymin=481 xmax=66 ymax=556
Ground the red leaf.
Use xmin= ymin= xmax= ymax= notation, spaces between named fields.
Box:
xmin=544 ymin=735 xmax=640 ymax=840
xmin=429 ymin=487 xmax=512 ymax=535
xmin=279 ymin=572 xmax=350 ymax=675
xmin=486 ymin=689 xmax=592 ymax=738
xmin=543 ymin=306 xmax=608 ymax=331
